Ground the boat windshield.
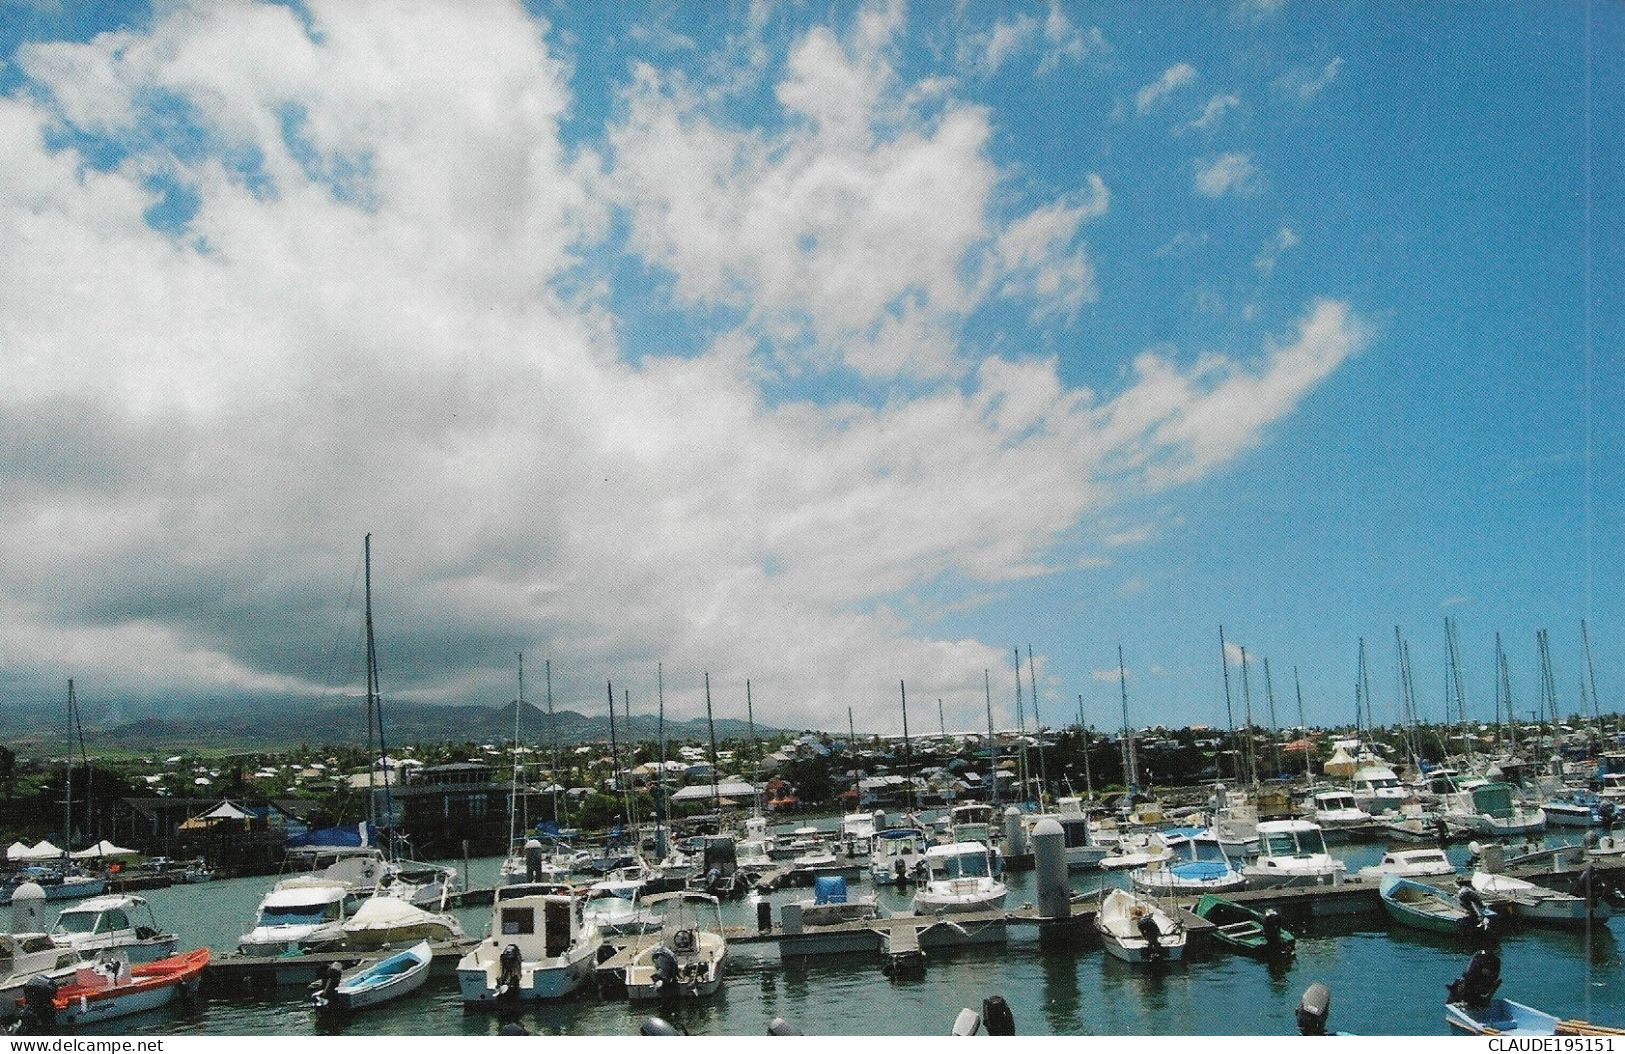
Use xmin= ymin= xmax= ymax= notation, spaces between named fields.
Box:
xmin=258 ymin=903 xmax=338 ymax=926
xmin=935 ymin=853 xmax=990 ymax=879
xmin=50 ymin=911 xmax=101 ymax=935
xmin=1302 ymin=828 xmax=1329 ymax=854
xmin=590 ymin=886 xmax=635 ymax=902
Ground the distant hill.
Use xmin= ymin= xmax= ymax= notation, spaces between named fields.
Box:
xmin=2 ymin=697 xmax=784 ymax=754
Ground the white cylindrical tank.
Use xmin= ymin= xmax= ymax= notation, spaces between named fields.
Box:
xmin=9 ymin=881 xmax=47 ymax=934
xmin=1031 ymin=818 xmax=1069 ymax=920
xmin=1003 ymin=806 xmax=1028 ymax=857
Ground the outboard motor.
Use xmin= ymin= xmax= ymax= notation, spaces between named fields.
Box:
xmin=1447 ymin=948 xmax=1502 ymax=1010
xmin=12 ymin=975 xmax=58 ymax=1035
xmin=1296 ymin=982 xmax=1331 ymax=1036
xmin=982 ymin=996 xmax=1016 ymax=1036
xmin=650 ymin=946 xmax=679 ymax=997
xmin=1136 ymin=912 xmax=1166 ymax=960
xmin=767 ymin=1018 xmax=804 ymax=1036
xmin=950 ymin=1008 xmax=982 ymax=1036
xmin=1601 ymin=801 xmax=1617 ymax=831
xmin=1455 ymin=877 xmax=1497 ymax=938
xmin=1433 ymin=817 xmax=1450 ymax=847
xmin=705 ymin=866 xmax=723 ymax=895
xmin=640 ymin=1017 xmax=684 ymax=1036
xmin=495 ymin=944 xmax=523 ymax=999
xmin=310 ymin=961 xmax=343 ymax=1008
xmin=894 ymin=859 xmax=908 ymax=888
xmin=496 ymin=1022 xmax=531 ymax=1036
xmin=1261 ymin=909 xmax=1284 ymax=951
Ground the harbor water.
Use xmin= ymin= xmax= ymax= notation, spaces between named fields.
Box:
xmin=76 ymin=830 xmax=1624 ymax=1036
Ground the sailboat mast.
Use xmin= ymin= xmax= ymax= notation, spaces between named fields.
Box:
xmin=545 ymin=659 xmax=560 ymax=824
xmin=746 ymin=679 xmax=759 ymax=799
xmin=1078 ymin=694 xmax=1094 ymax=797
xmin=1583 ymin=619 xmax=1602 ymax=751
xmin=363 ymin=534 xmax=393 ymax=851
xmin=900 ymin=680 xmax=914 ymax=813
xmin=1012 ymin=648 xmax=1028 ymax=804
xmin=623 ymin=688 xmax=637 ymax=836
xmin=605 ymin=680 xmax=622 ymax=827
xmin=704 ymin=673 xmax=720 ymax=812
xmin=1028 ymin=644 xmax=1048 ymax=806
xmin=509 ymin=653 xmax=523 ymax=848
xmin=1240 ymin=646 xmax=1257 ymax=787
xmin=656 ymin=663 xmax=666 ymax=843
xmin=1117 ymin=645 xmax=1138 ymax=791
xmin=984 ymin=669 xmax=999 ymax=809
xmin=1293 ymin=666 xmax=1310 ymax=777
xmin=63 ymin=679 xmax=74 ymax=852
xmin=938 ymin=699 xmax=945 ymax=738
xmin=1264 ymin=657 xmax=1281 ymax=779
xmin=1218 ymin=626 xmax=1236 ymax=783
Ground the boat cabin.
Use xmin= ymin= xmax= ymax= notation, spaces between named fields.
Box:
xmin=924 ymin=842 xmax=994 ymax=880
xmin=1257 ymin=820 xmax=1331 ymax=860
xmin=49 ymin=895 xmax=169 ymax=956
xmin=493 ymin=884 xmax=582 ymax=961
xmin=254 ymin=882 xmax=352 ymax=929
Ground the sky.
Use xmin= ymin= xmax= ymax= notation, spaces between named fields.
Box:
xmin=0 ymin=0 xmax=1619 ymax=739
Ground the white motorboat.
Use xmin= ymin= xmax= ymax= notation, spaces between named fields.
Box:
xmin=338 ymin=895 xmax=465 ymax=947
xmin=1442 ymin=781 xmax=1546 ymax=837
xmin=313 ymin=940 xmax=431 ymax=1013
xmin=1131 ymin=843 xmax=1247 ymax=895
xmin=1471 ymin=871 xmax=1611 ymax=926
xmin=0 ymin=932 xmax=81 ymax=1003
xmin=48 ymin=895 xmax=178 ymax=964
xmin=582 ymin=874 xmax=661 ymax=936
xmin=457 ymin=883 xmax=600 ymax=1003
xmin=840 ymin=811 xmax=877 ymax=855
xmin=949 ymin=803 xmax=996 ymax=847
xmin=237 ymin=879 xmax=355 ymax=956
xmin=793 ymin=876 xmax=881 ymax=926
xmin=869 ymin=826 xmax=929 ymax=884
xmin=1100 ymin=831 xmax=1174 ymax=870
xmin=1029 ymin=798 xmax=1108 ymax=870
xmin=1542 ymin=790 xmax=1604 ymax=827
xmin=1241 ymin=820 xmax=1346 ymax=888
xmin=1350 ymin=761 xmax=1410 ymax=815
xmin=912 ymin=842 xmax=1008 ymax=915
xmin=1306 ymin=790 xmax=1372 ymax=832
xmin=623 ymin=892 xmax=727 ymax=1002
xmin=1094 ymin=888 xmax=1187 ymax=963
xmin=1356 ymin=848 xmax=1457 ymax=882
xmin=499 ymin=838 xmax=569 ymax=886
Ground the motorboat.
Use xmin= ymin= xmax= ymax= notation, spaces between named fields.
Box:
xmin=949 ymin=803 xmax=996 ymax=847
xmin=1471 ymin=870 xmax=1610 ymax=926
xmin=1356 ymin=848 xmax=1457 ymax=882
xmin=1379 ymin=874 xmax=1484 ymax=937
xmin=337 ymin=894 xmax=465 ymax=947
xmin=237 ymin=879 xmax=355 ymax=956
xmin=0 ymin=868 xmax=106 ymax=907
xmin=1241 ymin=820 xmax=1346 ymax=888
xmin=1306 ymin=789 xmax=1372 ymax=832
xmin=14 ymin=949 xmax=208 ymax=1029
xmin=1385 ymin=801 xmax=1448 ymax=843
xmin=1100 ymin=831 xmax=1174 ymax=871
xmin=1131 ymin=842 xmax=1247 ymax=895
xmin=1350 ymin=760 xmax=1410 ymax=814
xmin=48 ymin=895 xmax=178 ymax=964
xmin=1543 ymin=790 xmax=1605 ymax=827
xmin=1094 ymin=888 xmax=1186 ymax=963
xmin=912 ymin=842 xmax=1007 ymax=915
xmin=582 ymin=874 xmax=661 ymax=936
xmin=499 ymin=838 xmax=569 ymax=886
xmin=0 ymin=933 xmax=81 ymax=1003
xmin=313 ymin=940 xmax=431 ymax=1013
xmin=1192 ymin=895 xmax=1294 ymax=960
xmin=792 ymin=876 xmax=881 ymax=926
xmin=457 ymin=883 xmax=600 ymax=1003
xmin=1032 ymin=797 xmax=1107 ymax=870
xmin=1441 ymin=781 xmax=1546 ymax=838
xmin=869 ymin=827 xmax=929 ymax=885
xmin=839 ymin=811 xmax=877 ymax=855
xmin=623 ymin=892 xmax=727 ymax=1002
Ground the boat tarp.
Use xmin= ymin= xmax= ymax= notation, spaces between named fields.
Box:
xmin=285 ymin=823 xmax=377 ymax=848
xmin=343 ymin=896 xmax=434 ymax=932
xmin=813 ymin=876 xmax=848 ymax=904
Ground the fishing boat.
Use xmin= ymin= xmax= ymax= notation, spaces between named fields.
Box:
xmin=1442 ymin=781 xmax=1546 ymax=837
xmin=1192 ymin=894 xmax=1295 ymax=959
xmin=1356 ymin=848 xmax=1456 ymax=882
xmin=312 ymin=940 xmax=431 ymax=1013
xmin=19 ymin=948 xmax=208 ymax=1028
xmin=1543 ymin=790 xmax=1605 ymax=827
xmin=1028 ymin=798 xmax=1107 ymax=870
xmin=457 ymin=883 xmax=600 ymax=1003
xmin=1445 ymin=999 xmax=1625 ymax=1037
xmin=1131 ymin=843 xmax=1247 ymax=895
xmin=948 ymin=803 xmax=996 ymax=847
xmin=1349 ymin=760 xmax=1410 ymax=815
xmin=236 ymin=880 xmax=355 ymax=956
xmin=1093 ymin=888 xmax=1186 ymax=963
xmin=178 ymin=860 xmax=215 ymax=884
xmin=1384 ymin=802 xmax=1448 ymax=843
xmin=0 ymin=868 xmax=106 ymax=907
xmin=48 ymin=895 xmax=178 ymax=964
xmin=912 ymin=842 xmax=1008 ymax=915
xmin=869 ymin=827 xmax=928 ymax=884
xmin=793 ymin=876 xmax=881 ymax=926
xmin=1379 ymin=874 xmax=1480 ymax=936
xmin=583 ymin=873 xmax=661 ymax=936
xmin=1305 ymin=789 xmax=1372 ymax=833
xmin=623 ymin=892 xmax=727 ymax=1002
xmin=1470 ymin=870 xmax=1609 ymax=926
xmin=0 ymin=933 xmax=81 ymax=1005
xmin=839 ymin=811 xmax=877 ymax=856
xmin=1241 ymin=820 xmax=1346 ymax=888
xmin=337 ymin=895 xmax=465 ymax=947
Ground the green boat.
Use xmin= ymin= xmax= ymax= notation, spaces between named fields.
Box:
xmin=1193 ymin=895 xmax=1296 ymax=959
xmin=1379 ymin=874 xmax=1476 ymax=936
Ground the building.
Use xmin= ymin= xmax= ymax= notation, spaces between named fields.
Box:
xmin=372 ymin=762 xmax=511 ymax=856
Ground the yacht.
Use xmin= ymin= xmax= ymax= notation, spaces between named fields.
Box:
xmin=912 ymin=842 xmax=1008 ymax=915
xmin=1131 ymin=842 xmax=1247 ymax=895
xmin=457 ymin=883 xmax=600 ymax=1003
xmin=48 ymin=895 xmax=178 ymax=964
xmin=1241 ymin=820 xmax=1346 ymax=888
xmin=1441 ymin=781 xmax=1546 ymax=837
xmin=1543 ymin=789 xmax=1605 ymax=827
xmin=1350 ymin=761 xmax=1410 ymax=814
xmin=237 ymin=879 xmax=355 ymax=956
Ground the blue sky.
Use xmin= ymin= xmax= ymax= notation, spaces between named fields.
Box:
xmin=0 ymin=0 xmax=1618 ymax=737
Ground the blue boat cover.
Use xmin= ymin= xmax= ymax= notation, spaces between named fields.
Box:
xmin=285 ymin=823 xmax=377 ymax=848
xmin=813 ymin=876 xmax=848 ymax=904
xmin=1169 ymin=860 xmax=1233 ymax=880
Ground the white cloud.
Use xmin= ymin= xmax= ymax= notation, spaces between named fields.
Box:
xmin=1253 ymin=226 xmax=1300 ymax=273
xmin=1176 ymin=93 xmax=1240 ymax=134
xmin=1135 ymin=62 xmax=1196 ymax=114
xmin=1104 ymin=524 xmax=1154 ymax=548
xmin=1092 ymin=668 xmax=1125 ymax=683
xmin=1194 ymin=151 xmax=1260 ymax=197
xmin=991 ymin=173 xmax=1109 ymax=323
xmin=0 ymin=1 xmax=1365 ymax=731
xmin=1274 ymin=57 xmax=1343 ymax=103
xmin=959 ymin=3 xmax=1105 ymax=78
xmin=1116 ymin=576 xmax=1147 ymax=597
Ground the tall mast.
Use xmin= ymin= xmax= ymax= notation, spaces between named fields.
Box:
xmin=623 ymin=689 xmax=637 ymax=836
xmin=704 ymin=673 xmax=721 ymax=813
xmin=63 ymin=678 xmax=74 ymax=852
xmin=1028 ymin=644 xmax=1048 ymax=806
xmin=1264 ymin=657 xmax=1281 ymax=779
xmin=900 ymin=680 xmax=914 ymax=813
xmin=656 ymin=664 xmax=666 ymax=843
xmin=545 ymin=659 xmax=560 ymax=824
xmin=1013 ymin=648 xmax=1029 ymax=804
xmin=984 ymin=669 xmax=999 ymax=808
xmin=1354 ymin=638 xmax=1365 ymax=743
xmin=1583 ymin=619 xmax=1602 ymax=751
xmin=1240 ymin=646 xmax=1257 ymax=786
xmin=1117 ymin=645 xmax=1138 ymax=791
xmin=1078 ymin=693 xmax=1093 ymax=798
xmin=1218 ymin=626 xmax=1236 ymax=783
xmin=938 ymin=699 xmax=946 ymax=738
xmin=606 ymin=680 xmax=622 ymax=828
xmin=1293 ymin=666 xmax=1310 ymax=777
xmin=1498 ymin=636 xmax=1519 ymax=753
xmin=508 ymin=653 xmax=523 ymax=849
xmin=364 ymin=534 xmax=393 ymax=852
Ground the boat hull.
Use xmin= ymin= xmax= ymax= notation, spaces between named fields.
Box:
xmin=911 ymin=889 xmax=1008 ymax=915
xmin=328 ymin=945 xmax=432 ymax=1012
xmin=457 ymin=948 xmax=597 ymax=1003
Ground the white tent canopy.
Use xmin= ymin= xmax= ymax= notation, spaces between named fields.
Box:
xmin=69 ymin=839 xmax=140 ymax=860
xmin=670 ymin=780 xmax=758 ymax=803
xmin=197 ymin=800 xmax=252 ymax=821
xmin=7 ymin=839 xmax=65 ymax=861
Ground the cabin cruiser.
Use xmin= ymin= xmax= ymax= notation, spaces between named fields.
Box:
xmin=1205 ymin=784 xmax=1260 ymax=855
xmin=949 ymin=803 xmax=996 ymax=847
xmin=582 ymin=873 xmax=661 ymax=936
xmin=1598 ymin=773 xmax=1625 ymax=804
xmin=1441 ymin=781 xmax=1546 ymax=837
xmin=457 ymin=883 xmax=600 ymax=1003
xmin=737 ymin=815 xmax=776 ymax=869
xmin=1130 ymin=842 xmax=1246 ymax=895
xmin=1028 ymin=797 xmax=1107 ymax=869
xmin=1543 ymin=789 xmax=1605 ymax=827
xmin=1100 ymin=831 xmax=1175 ymax=870
xmin=869 ymin=827 xmax=929 ymax=884
xmin=623 ymin=892 xmax=727 ymax=1001
xmin=237 ymin=880 xmax=355 ymax=956
xmin=0 ymin=867 xmax=106 ymax=906
xmin=912 ymin=842 xmax=1008 ymax=915
xmin=1350 ymin=761 xmax=1409 ymax=814
xmin=840 ymin=811 xmax=877 ymax=856
xmin=1356 ymin=848 xmax=1456 ymax=882
xmin=0 ymin=932 xmax=81 ymax=1004
xmin=1306 ymin=790 xmax=1372 ymax=833
xmin=1241 ymin=820 xmax=1346 ymax=888
xmin=48 ymin=895 xmax=178 ymax=964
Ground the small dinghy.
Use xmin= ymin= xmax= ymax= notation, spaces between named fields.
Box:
xmin=1379 ymin=874 xmax=1490 ymax=937
xmin=312 ymin=940 xmax=431 ymax=1013
xmin=17 ymin=948 xmax=208 ymax=1029
xmin=1443 ymin=949 xmax=1625 ymax=1036
xmin=1192 ymin=894 xmax=1295 ymax=960
xmin=1471 ymin=870 xmax=1609 ymax=926
xmin=1093 ymin=888 xmax=1186 ymax=963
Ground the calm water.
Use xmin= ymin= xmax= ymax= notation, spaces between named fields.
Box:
xmin=74 ymin=828 xmax=1625 ymax=1036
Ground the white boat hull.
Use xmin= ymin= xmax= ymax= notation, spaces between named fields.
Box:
xmin=59 ymin=976 xmax=197 ymax=1026
xmin=912 ymin=887 xmax=1007 ymax=915
xmin=457 ymin=946 xmax=597 ymax=1003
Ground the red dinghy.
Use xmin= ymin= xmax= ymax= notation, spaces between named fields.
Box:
xmin=31 ymin=948 xmax=209 ymax=1028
